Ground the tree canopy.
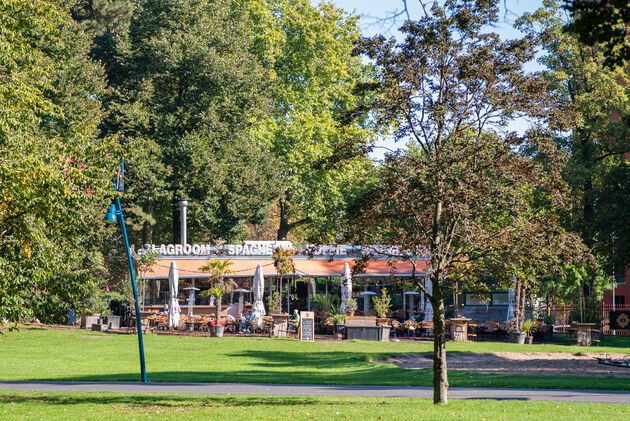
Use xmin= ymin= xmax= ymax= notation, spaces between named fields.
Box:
xmin=564 ymin=0 xmax=630 ymax=68
xmin=247 ymin=0 xmax=377 ymax=242
xmin=351 ymin=0 xmax=585 ymax=404
xmin=0 ymin=0 xmax=117 ymax=322
xmin=95 ymin=0 xmax=278 ymax=244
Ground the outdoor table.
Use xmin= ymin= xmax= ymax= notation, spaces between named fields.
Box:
xmin=574 ymin=322 xmax=596 ymax=346
xmin=270 ymin=314 xmax=290 ymax=337
xmin=448 ymin=317 xmax=471 ymax=341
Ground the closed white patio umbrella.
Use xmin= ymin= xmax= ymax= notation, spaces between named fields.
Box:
xmin=167 ymin=261 xmax=181 ymax=329
xmin=253 ymin=264 xmax=266 ymax=315
xmin=339 ymin=263 xmax=353 ymax=313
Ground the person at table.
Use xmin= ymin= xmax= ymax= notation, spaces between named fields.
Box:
xmin=160 ymin=304 xmax=168 ymax=313
xmin=241 ymin=309 xmax=260 ymax=333
xmin=288 ymin=309 xmax=300 ymax=332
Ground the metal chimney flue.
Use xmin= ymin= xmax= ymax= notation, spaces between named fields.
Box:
xmin=179 ymin=200 xmax=188 ymax=245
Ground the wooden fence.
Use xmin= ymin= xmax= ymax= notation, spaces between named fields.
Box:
xmin=540 ymin=304 xmax=630 ymax=336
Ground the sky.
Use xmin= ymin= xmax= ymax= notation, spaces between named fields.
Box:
xmin=319 ymin=0 xmax=547 ymax=159
xmin=329 ymin=0 xmax=545 ymax=39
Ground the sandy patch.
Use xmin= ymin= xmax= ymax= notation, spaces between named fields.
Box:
xmin=376 ymin=352 xmax=630 ymax=377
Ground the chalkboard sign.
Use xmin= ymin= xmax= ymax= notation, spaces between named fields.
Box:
xmin=609 ymin=311 xmax=630 ymax=330
xmin=300 ymin=311 xmax=314 ymax=341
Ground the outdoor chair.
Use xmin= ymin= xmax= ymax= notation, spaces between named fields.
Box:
xmin=404 ymin=319 xmax=418 ymax=338
xmin=391 ymin=320 xmax=404 ymax=338
xmin=422 ymin=320 xmax=434 ymax=337
xmin=484 ymin=320 xmax=500 ymax=339
xmin=180 ymin=315 xmax=193 ymax=330
xmin=262 ymin=316 xmax=274 ymax=336
xmin=467 ymin=322 xmax=478 ymax=341
xmin=248 ymin=316 xmax=262 ymax=333
xmin=589 ymin=328 xmax=602 ymax=346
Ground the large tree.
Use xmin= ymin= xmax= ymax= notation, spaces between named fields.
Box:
xmin=248 ymin=0 xmax=377 ymax=242
xmin=564 ymin=0 xmax=630 ymax=68
xmin=518 ymin=0 xmax=630 ymax=290
xmin=94 ymin=0 xmax=278 ymax=244
xmin=0 ymin=0 xmax=117 ymax=322
xmin=351 ymin=0 xmax=574 ymax=404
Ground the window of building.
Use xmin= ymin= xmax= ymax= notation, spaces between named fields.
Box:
xmin=465 ymin=293 xmax=488 ymax=306
xmin=615 ymin=295 xmax=625 ymax=306
xmin=615 ymin=274 xmax=625 ymax=285
xmin=492 ymin=292 xmax=510 ymax=305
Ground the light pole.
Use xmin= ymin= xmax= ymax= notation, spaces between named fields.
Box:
xmin=103 ymin=134 xmax=147 ymax=382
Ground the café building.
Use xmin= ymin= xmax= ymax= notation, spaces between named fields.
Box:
xmin=137 ymin=241 xmax=432 ymax=318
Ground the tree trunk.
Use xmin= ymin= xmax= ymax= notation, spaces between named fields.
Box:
xmin=277 ymin=199 xmax=290 ymax=241
xmin=514 ymin=279 xmax=522 ymax=332
xmin=216 ymin=295 xmax=222 ymax=325
xmin=142 ymin=197 xmax=154 ymax=245
xmin=518 ymin=285 xmax=527 ymax=332
xmin=431 ymin=200 xmax=448 ymax=404
xmin=431 ymin=282 xmax=448 ymax=404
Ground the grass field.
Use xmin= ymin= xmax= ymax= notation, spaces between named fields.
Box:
xmin=1 ymin=390 xmax=629 ymax=420
xmin=0 ymin=327 xmax=629 ymax=390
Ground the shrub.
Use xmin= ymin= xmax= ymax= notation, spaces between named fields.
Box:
xmin=372 ymin=288 xmax=392 ymax=318
xmin=344 ymin=297 xmax=358 ymax=312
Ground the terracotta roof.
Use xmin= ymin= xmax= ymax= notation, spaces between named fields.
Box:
xmin=144 ymin=258 xmax=428 ymax=278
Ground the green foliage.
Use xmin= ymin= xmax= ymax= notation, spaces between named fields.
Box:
xmin=518 ymin=0 xmax=630 ymax=294
xmin=272 ymin=248 xmax=296 ymax=276
xmin=372 ymin=289 xmax=391 ymax=318
xmin=200 ymin=258 xmax=235 ymax=321
xmin=564 ymin=0 xmax=630 ymax=68
xmin=86 ymin=290 xmax=124 ymax=318
xmin=0 ymin=0 xmax=117 ymax=322
xmin=135 ymin=251 xmax=159 ymax=278
xmin=330 ymin=312 xmax=347 ymax=325
xmin=351 ymin=0 xmax=581 ymax=402
xmin=97 ymin=0 xmax=278 ymax=243
xmin=202 ymin=287 xmax=225 ymax=300
xmin=266 ymin=291 xmax=282 ymax=314
xmin=248 ymin=0 xmax=377 ymax=241
xmin=522 ymin=319 xmax=535 ymax=336
xmin=200 ymin=259 xmax=235 ymax=292
xmin=311 ymin=294 xmax=338 ymax=314
xmin=343 ymin=297 xmax=358 ymax=313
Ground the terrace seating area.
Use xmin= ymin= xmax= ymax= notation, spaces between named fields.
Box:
xmin=120 ymin=306 xmax=609 ymax=346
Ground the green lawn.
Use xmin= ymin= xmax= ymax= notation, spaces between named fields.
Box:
xmin=0 ymin=327 xmax=629 ymax=390
xmin=0 ymin=390 xmax=628 ymax=420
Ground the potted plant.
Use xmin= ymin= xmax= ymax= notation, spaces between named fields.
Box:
xmin=331 ymin=312 xmax=347 ymax=336
xmin=200 ymin=258 xmax=236 ymax=337
xmin=372 ymin=288 xmax=392 ymax=325
xmin=344 ymin=297 xmax=358 ymax=317
xmin=202 ymin=287 xmax=226 ymax=336
xmin=522 ymin=319 xmax=535 ymax=344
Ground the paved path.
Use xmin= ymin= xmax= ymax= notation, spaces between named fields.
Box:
xmin=0 ymin=381 xmax=629 ymax=404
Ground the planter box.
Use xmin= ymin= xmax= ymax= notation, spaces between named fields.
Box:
xmin=345 ymin=326 xmax=390 ymax=341
xmin=107 ymin=316 xmax=121 ymax=330
xmin=91 ymin=323 xmax=108 ymax=332
xmin=80 ymin=314 xmax=100 ymax=329
xmin=211 ymin=325 xmax=225 ymax=337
